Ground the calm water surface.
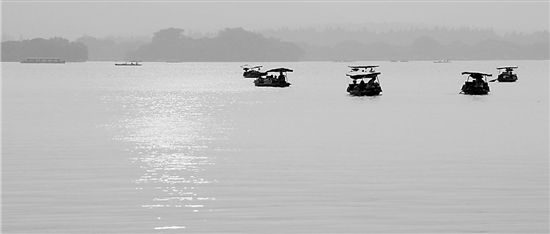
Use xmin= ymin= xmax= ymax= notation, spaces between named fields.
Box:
xmin=2 ymin=60 xmax=549 ymax=233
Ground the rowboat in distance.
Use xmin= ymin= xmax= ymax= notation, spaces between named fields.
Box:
xmin=115 ymin=61 xmax=141 ymax=66
xmin=460 ymin=71 xmax=491 ymax=95
xmin=241 ymin=65 xmax=265 ymax=78
xmin=346 ymin=65 xmax=382 ymax=96
xmin=495 ymin=66 xmax=518 ymax=82
xmin=253 ymin=67 xmax=292 ymax=87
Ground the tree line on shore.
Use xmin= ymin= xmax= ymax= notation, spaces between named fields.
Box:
xmin=2 ymin=27 xmax=548 ymax=62
xmin=1 ymin=37 xmax=88 ymax=62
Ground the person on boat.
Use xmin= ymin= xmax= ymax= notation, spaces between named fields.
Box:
xmin=349 ymin=79 xmax=357 ymax=89
xmin=358 ymin=79 xmax=366 ymax=90
xmin=472 ymin=74 xmax=484 ymax=87
xmin=278 ymin=72 xmax=285 ymax=82
xmin=504 ymin=68 xmax=513 ymax=76
xmin=366 ymin=77 xmax=376 ymax=88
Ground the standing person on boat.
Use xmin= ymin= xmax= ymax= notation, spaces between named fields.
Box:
xmin=473 ymin=73 xmax=484 ymax=87
xmin=278 ymin=71 xmax=285 ymax=82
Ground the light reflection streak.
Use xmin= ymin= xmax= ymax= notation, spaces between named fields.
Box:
xmin=103 ymin=90 xmax=233 ymax=221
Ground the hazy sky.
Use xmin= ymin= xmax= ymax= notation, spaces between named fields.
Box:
xmin=2 ymin=0 xmax=549 ymax=40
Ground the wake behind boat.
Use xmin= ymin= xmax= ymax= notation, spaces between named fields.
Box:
xmin=346 ymin=65 xmax=382 ymax=96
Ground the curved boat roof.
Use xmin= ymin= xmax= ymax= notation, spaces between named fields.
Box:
xmin=241 ymin=65 xmax=262 ymax=69
xmin=462 ymin=71 xmax=492 ymax=77
xmin=347 ymin=71 xmax=381 ymax=79
xmin=348 ymin=65 xmax=379 ymax=69
xmin=496 ymin=66 xmax=518 ymax=70
xmin=266 ymin=68 xmax=293 ymax=73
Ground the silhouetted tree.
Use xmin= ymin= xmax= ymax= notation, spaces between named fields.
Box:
xmin=126 ymin=27 xmax=304 ymax=62
xmin=1 ymin=37 xmax=88 ymax=62
xmin=152 ymin=28 xmax=185 ymax=44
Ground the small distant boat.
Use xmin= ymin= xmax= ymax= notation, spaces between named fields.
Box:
xmin=346 ymin=65 xmax=382 ymax=96
xmin=433 ymin=60 xmax=451 ymax=63
xmin=460 ymin=71 xmax=491 ymax=95
xmin=241 ymin=65 xmax=265 ymax=78
xmin=21 ymin=57 xmax=65 ymax=64
xmin=253 ymin=67 xmax=292 ymax=87
xmin=494 ymin=66 xmax=518 ymax=82
xmin=115 ymin=61 xmax=141 ymax=66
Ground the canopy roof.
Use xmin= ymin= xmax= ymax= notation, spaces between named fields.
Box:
xmin=462 ymin=71 xmax=492 ymax=77
xmin=266 ymin=68 xmax=293 ymax=73
xmin=241 ymin=65 xmax=262 ymax=69
xmin=348 ymin=65 xmax=379 ymax=69
xmin=347 ymin=71 xmax=381 ymax=79
xmin=496 ymin=66 xmax=518 ymax=70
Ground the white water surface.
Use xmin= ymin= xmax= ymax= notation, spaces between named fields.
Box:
xmin=2 ymin=60 xmax=548 ymax=233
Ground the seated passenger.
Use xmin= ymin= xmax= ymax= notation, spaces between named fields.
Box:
xmin=358 ymin=80 xmax=366 ymax=89
xmin=367 ymin=77 xmax=376 ymax=88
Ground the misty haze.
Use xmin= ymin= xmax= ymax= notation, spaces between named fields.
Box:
xmin=2 ymin=1 xmax=549 ymax=62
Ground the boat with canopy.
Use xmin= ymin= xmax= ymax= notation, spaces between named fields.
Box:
xmin=115 ymin=61 xmax=141 ymax=66
xmin=253 ymin=67 xmax=292 ymax=87
xmin=460 ymin=71 xmax=491 ymax=95
xmin=346 ymin=65 xmax=382 ymax=96
xmin=495 ymin=66 xmax=518 ymax=82
xmin=241 ymin=65 xmax=265 ymax=78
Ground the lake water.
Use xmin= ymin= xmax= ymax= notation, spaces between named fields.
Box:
xmin=2 ymin=60 xmax=548 ymax=233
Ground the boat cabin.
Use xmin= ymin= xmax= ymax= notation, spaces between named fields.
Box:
xmin=460 ymin=71 xmax=491 ymax=95
xmin=241 ymin=65 xmax=265 ymax=78
xmin=496 ymin=66 xmax=518 ymax=82
xmin=253 ymin=67 xmax=292 ymax=87
xmin=346 ymin=65 xmax=382 ymax=96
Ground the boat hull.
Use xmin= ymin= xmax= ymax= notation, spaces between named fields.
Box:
xmin=253 ymin=79 xmax=290 ymax=87
xmin=243 ymin=71 xmax=264 ymax=78
xmin=21 ymin=58 xmax=65 ymax=64
xmin=497 ymin=74 xmax=518 ymax=82
xmin=347 ymin=84 xmax=382 ymax=96
xmin=461 ymin=82 xmax=490 ymax=95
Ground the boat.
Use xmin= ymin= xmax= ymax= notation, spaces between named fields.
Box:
xmin=495 ymin=66 xmax=518 ymax=82
xmin=241 ymin=65 xmax=265 ymax=78
xmin=21 ymin=57 xmax=65 ymax=64
xmin=346 ymin=65 xmax=382 ymax=96
xmin=115 ymin=61 xmax=141 ymax=66
xmin=460 ymin=71 xmax=491 ymax=95
xmin=253 ymin=67 xmax=292 ymax=87
xmin=433 ymin=60 xmax=451 ymax=63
